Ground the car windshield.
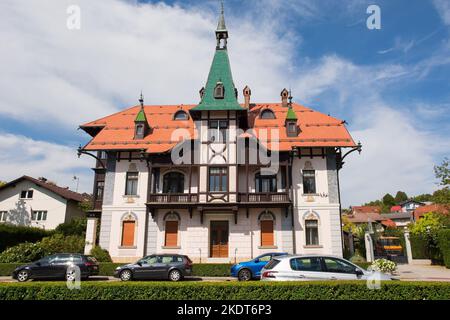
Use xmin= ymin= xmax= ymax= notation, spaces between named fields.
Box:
xmin=256 ymin=254 xmax=272 ymax=262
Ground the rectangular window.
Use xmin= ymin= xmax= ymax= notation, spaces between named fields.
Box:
xmin=305 ymin=220 xmax=319 ymax=246
xmin=121 ymin=221 xmax=135 ymax=247
xmin=0 ymin=211 xmax=7 ymax=222
xmin=261 ymin=220 xmax=274 ymax=246
xmin=96 ymin=181 xmax=105 ymax=199
xmin=165 ymin=221 xmax=178 ymax=247
xmin=209 ymin=167 xmax=228 ymax=192
xmin=208 ymin=120 xmax=228 ymax=142
xmin=125 ymin=172 xmax=139 ymax=196
xmin=20 ymin=190 xmax=33 ymax=199
xmin=31 ymin=211 xmax=47 ymax=221
xmin=302 ymin=170 xmax=316 ymax=194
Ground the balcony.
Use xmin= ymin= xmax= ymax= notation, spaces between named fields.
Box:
xmin=146 ymin=192 xmax=291 ymax=209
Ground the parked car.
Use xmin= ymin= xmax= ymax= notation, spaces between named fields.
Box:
xmin=231 ymin=252 xmax=288 ymax=281
xmin=12 ymin=253 xmax=99 ymax=282
xmin=114 ymin=254 xmax=193 ymax=282
xmin=260 ymin=255 xmax=395 ymax=281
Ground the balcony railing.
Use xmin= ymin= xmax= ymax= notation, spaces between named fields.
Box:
xmin=238 ymin=192 xmax=290 ymax=203
xmin=148 ymin=193 xmax=198 ymax=203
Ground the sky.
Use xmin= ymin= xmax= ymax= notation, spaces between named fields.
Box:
xmin=0 ymin=0 xmax=449 ymax=207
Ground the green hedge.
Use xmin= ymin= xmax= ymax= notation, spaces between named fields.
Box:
xmin=0 ymin=281 xmax=449 ymax=300
xmin=438 ymin=229 xmax=450 ymax=269
xmin=0 ymin=224 xmax=53 ymax=252
xmin=410 ymin=234 xmax=429 ymax=259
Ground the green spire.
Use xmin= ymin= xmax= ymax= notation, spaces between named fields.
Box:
xmin=191 ymin=2 xmax=243 ymax=112
xmin=286 ymin=107 xmax=298 ymax=121
xmin=135 ymin=92 xmax=148 ymax=122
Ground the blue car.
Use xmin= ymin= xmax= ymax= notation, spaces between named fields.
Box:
xmin=231 ymin=252 xmax=288 ymax=281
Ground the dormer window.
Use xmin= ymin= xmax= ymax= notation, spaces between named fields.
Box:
xmin=214 ymin=82 xmax=225 ymax=99
xmin=260 ymin=109 xmax=276 ymax=119
xmin=174 ymin=110 xmax=188 ymax=121
xmin=286 ymin=121 xmax=298 ymax=137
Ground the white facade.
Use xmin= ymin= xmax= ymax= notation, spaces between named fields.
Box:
xmin=0 ymin=179 xmax=85 ymax=230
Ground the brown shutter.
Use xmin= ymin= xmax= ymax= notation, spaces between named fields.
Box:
xmin=165 ymin=221 xmax=178 ymax=247
xmin=121 ymin=221 xmax=135 ymax=247
xmin=261 ymin=220 xmax=274 ymax=246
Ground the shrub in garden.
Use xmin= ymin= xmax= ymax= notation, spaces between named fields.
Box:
xmin=0 ymin=224 xmax=53 ymax=252
xmin=89 ymin=246 xmax=112 ymax=262
xmin=369 ymin=258 xmax=397 ymax=274
xmin=54 ymin=218 xmax=87 ymax=236
xmin=438 ymin=229 xmax=450 ymax=268
xmin=0 ymin=242 xmax=45 ymax=263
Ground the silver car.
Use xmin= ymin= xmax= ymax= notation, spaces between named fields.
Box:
xmin=260 ymin=255 xmax=394 ymax=281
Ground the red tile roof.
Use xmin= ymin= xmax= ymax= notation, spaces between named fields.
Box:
xmin=391 ymin=205 xmax=402 ymax=212
xmin=381 ymin=219 xmax=397 ymax=228
xmin=351 ymin=206 xmax=382 ymax=214
xmin=345 ymin=212 xmax=385 ymax=223
xmin=413 ymin=204 xmax=450 ymax=220
xmin=80 ymin=103 xmax=356 ymax=153
xmin=0 ymin=176 xmax=87 ymax=202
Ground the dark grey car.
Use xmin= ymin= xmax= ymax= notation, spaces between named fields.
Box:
xmin=114 ymin=254 xmax=193 ymax=282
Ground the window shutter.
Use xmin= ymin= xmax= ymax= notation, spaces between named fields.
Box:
xmin=165 ymin=221 xmax=178 ymax=247
xmin=261 ymin=220 xmax=274 ymax=246
xmin=121 ymin=221 xmax=135 ymax=247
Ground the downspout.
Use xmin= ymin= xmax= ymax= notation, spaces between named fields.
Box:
xmin=288 ymin=151 xmax=296 ymax=254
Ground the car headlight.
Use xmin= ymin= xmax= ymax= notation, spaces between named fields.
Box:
xmin=115 ymin=267 xmax=121 ymax=270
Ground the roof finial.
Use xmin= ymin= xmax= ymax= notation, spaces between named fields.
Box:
xmin=288 ymin=89 xmax=293 ymax=107
xmin=139 ymin=91 xmax=144 ymax=108
xmin=217 ymin=0 xmax=227 ymax=31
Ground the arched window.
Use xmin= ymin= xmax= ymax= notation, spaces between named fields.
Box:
xmin=214 ymin=82 xmax=225 ymax=99
xmin=121 ymin=213 xmax=137 ymax=247
xmin=163 ymin=172 xmax=185 ymax=193
xmin=260 ymin=109 xmax=276 ymax=119
xmin=255 ymin=172 xmax=277 ymax=193
xmin=304 ymin=211 xmax=320 ymax=246
xmin=259 ymin=211 xmax=275 ymax=247
xmin=164 ymin=212 xmax=180 ymax=247
xmin=174 ymin=110 xmax=188 ymax=120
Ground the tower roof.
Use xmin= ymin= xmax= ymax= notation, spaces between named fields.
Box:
xmin=217 ymin=1 xmax=227 ymax=31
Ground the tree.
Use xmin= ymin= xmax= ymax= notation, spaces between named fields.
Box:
xmin=435 ymin=157 xmax=450 ymax=187
xmin=432 ymin=188 xmax=450 ymax=204
xmin=414 ymin=193 xmax=433 ymax=202
xmin=0 ymin=181 xmax=6 ymax=187
xmin=382 ymin=193 xmax=396 ymax=207
xmin=394 ymin=191 xmax=408 ymax=204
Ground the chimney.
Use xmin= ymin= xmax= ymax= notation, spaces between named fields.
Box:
xmin=38 ymin=177 xmax=47 ymax=183
xmin=281 ymin=88 xmax=289 ymax=108
xmin=243 ymin=85 xmax=251 ymax=108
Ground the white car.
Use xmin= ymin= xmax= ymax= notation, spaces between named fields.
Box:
xmin=260 ymin=255 xmax=394 ymax=281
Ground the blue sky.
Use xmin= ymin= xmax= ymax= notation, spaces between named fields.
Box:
xmin=0 ymin=0 xmax=449 ymax=206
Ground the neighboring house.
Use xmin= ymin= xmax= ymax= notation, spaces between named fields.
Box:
xmin=0 ymin=176 xmax=87 ymax=229
xmin=345 ymin=211 xmax=412 ymax=230
xmin=390 ymin=205 xmax=402 ymax=213
xmin=79 ymin=8 xmax=358 ymax=263
xmin=350 ymin=206 xmax=381 ymax=214
xmin=413 ymin=204 xmax=450 ymax=221
xmin=379 ymin=212 xmax=412 ymax=228
xmin=398 ymin=199 xmax=425 ymax=213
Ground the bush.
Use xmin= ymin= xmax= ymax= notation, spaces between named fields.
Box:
xmin=438 ymin=229 xmax=450 ymax=268
xmin=39 ymin=234 xmax=84 ymax=256
xmin=0 ymin=281 xmax=449 ymax=300
xmin=0 ymin=243 xmax=46 ymax=263
xmin=0 ymin=234 xmax=84 ymax=263
xmin=410 ymin=234 xmax=429 ymax=259
xmin=90 ymin=247 xmax=112 ymax=263
xmin=369 ymin=259 xmax=397 ymax=274
xmin=54 ymin=218 xmax=87 ymax=236
xmin=192 ymin=264 xmax=231 ymax=277
xmin=0 ymin=224 xmax=53 ymax=252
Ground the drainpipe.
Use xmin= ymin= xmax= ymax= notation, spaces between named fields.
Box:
xmin=288 ymin=151 xmax=296 ymax=254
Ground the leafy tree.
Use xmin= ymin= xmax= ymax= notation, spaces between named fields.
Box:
xmin=432 ymin=188 xmax=450 ymax=204
xmin=78 ymin=199 xmax=93 ymax=212
xmin=414 ymin=193 xmax=433 ymax=202
xmin=408 ymin=212 xmax=449 ymax=237
xmin=55 ymin=218 xmax=87 ymax=236
xmin=434 ymin=157 xmax=450 ymax=187
xmin=394 ymin=191 xmax=408 ymax=204
xmin=0 ymin=181 xmax=6 ymax=187
xmin=382 ymin=193 xmax=396 ymax=207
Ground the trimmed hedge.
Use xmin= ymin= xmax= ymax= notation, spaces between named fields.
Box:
xmin=0 ymin=224 xmax=53 ymax=252
xmin=0 ymin=281 xmax=449 ymax=300
xmin=438 ymin=229 xmax=450 ymax=269
xmin=410 ymin=234 xmax=429 ymax=259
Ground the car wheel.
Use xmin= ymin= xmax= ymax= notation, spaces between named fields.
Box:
xmin=66 ymin=269 xmax=77 ymax=282
xmin=238 ymin=269 xmax=252 ymax=281
xmin=17 ymin=270 xmax=30 ymax=282
xmin=169 ymin=269 xmax=182 ymax=282
xmin=120 ymin=269 xmax=132 ymax=282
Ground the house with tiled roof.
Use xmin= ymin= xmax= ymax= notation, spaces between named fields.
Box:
xmin=0 ymin=176 xmax=87 ymax=229
xmin=79 ymin=6 xmax=360 ymax=262
xmin=413 ymin=204 xmax=449 ymax=221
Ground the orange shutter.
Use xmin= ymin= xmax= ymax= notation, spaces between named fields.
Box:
xmin=121 ymin=221 xmax=135 ymax=247
xmin=165 ymin=221 xmax=178 ymax=247
xmin=261 ymin=220 xmax=274 ymax=246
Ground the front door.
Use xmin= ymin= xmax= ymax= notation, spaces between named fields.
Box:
xmin=210 ymin=221 xmax=229 ymax=258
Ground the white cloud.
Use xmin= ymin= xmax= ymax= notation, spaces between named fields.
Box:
xmin=433 ymin=0 xmax=450 ymax=25
xmin=0 ymin=133 xmax=94 ymax=193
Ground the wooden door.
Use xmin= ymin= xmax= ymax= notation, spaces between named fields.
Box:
xmin=210 ymin=221 xmax=229 ymax=258
xmin=121 ymin=221 xmax=135 ymax=247
xmin=261 ymin=220 xmax=274 ymax=246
